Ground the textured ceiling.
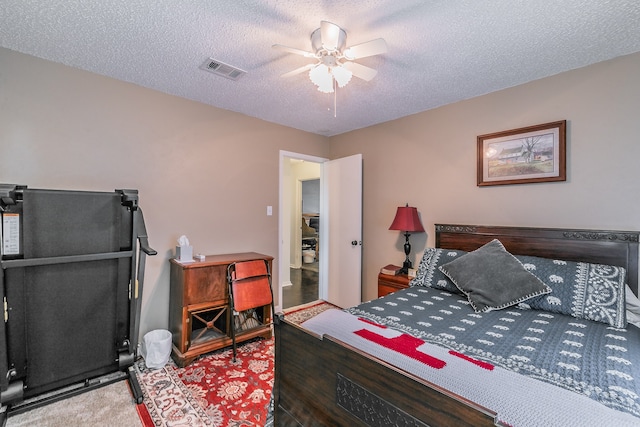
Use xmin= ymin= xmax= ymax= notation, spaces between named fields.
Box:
xmin=2 ymin=1 xmax=640 ymax=136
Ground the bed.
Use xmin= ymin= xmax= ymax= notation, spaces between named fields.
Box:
xmin=273 ymin=224 xmax=640 ymax=426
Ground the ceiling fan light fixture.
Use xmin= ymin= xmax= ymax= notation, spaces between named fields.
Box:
xmin=316 ymin=83 xmax=334 ymax=94
xmin=309 ymin=62 xmax=352 ymax=93
xmin=309 ymin=64 xmax=334 ymax=93
xmin=332 ymin=65 xmax=352 ymax=88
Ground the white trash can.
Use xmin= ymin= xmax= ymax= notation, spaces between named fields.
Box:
xmin=302 ymin=249 xmax=316 ymax=263
xmin=142 ymin=329 xmax=172 ymax=369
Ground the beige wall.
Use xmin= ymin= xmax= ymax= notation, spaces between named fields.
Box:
xmin=3 ymin=47 xmax=640 ymax=336
xmin=0 ymin=48 xmax=329 ymax=338
xmin=330 ymin=52 xmax=640 ymax=301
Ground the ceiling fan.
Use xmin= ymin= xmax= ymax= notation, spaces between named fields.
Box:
xmin=273 ymin=21 xmax=387 ymax=94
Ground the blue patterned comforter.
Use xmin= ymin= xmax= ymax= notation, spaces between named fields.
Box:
xmin=347 ymin=286 xmax=640 ymax=418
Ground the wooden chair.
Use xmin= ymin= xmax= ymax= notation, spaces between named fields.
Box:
xmin=226 ymin=259 xmax=274 ymax=361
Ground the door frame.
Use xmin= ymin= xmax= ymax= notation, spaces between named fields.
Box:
xmin=277 ymin=150 xmax=327 ymax=312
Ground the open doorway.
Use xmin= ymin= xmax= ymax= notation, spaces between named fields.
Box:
xmin=278 ymin=152 xmax=324 ymax=311
xmin=283 ymin=178 xmax=320 ymax=309
xmin=278 ymin=151 xmax=363 ymax=311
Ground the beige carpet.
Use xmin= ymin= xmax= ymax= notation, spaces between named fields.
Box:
xmin=6 ymin=381 xmax=141 ymax=427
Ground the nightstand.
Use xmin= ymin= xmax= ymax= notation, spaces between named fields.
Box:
xmin=378 ymin=272 xmax=412 ymax=297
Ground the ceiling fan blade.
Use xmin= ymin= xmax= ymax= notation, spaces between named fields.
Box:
xmin=280 ymin=64 xmax=315 ymax=78
xmin=341 ymin=61 xmax=378 ymax=81
xmin=320 ymin=21 xmax=341 ymax=51
xmin=272 ymin=44 xmax=315 ymax=58
xmin=344 ymin=38 xmax=387 ymax=60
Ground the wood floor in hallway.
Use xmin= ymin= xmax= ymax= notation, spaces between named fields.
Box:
xmin=283 ymin=264 xmax=318 ymax=309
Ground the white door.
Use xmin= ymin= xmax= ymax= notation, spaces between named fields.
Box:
xmin=320 ymin=154 xmax=363 ymax=308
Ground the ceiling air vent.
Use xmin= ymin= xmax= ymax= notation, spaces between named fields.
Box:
xmin=199 ymin=58 xmax=246 ymax=81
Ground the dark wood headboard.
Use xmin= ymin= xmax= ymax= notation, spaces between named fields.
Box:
xmin=435 ymin=224 xmax=640 ymax=296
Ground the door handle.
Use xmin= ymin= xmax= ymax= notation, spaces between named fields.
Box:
xmin=351 ymin=240 xmax=358 ymax=246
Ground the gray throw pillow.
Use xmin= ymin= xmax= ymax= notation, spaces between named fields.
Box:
xmin=439 ymin=239 xmax=551 ymax=313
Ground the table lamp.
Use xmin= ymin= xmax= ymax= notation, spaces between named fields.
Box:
xmin=389 ymin=204 xmax=425 ymax=274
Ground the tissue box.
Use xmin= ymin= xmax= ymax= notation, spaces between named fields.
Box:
xmin=176 ymin=245 xmax=193 ymax=262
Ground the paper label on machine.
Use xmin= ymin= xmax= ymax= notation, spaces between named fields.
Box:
xmin=2 ymin=213 xmax=20 ymax=255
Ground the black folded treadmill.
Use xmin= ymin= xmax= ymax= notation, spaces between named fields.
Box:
xmin=0 ymin=185 xmax=156 ymax=423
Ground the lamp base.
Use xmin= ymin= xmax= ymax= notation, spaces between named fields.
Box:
xmin=400 ymin=259 xmax=412 ymax=275
xmin=400 ymin=231 xmax=413 ymax=275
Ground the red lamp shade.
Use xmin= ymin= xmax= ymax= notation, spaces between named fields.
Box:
xmin=389 ymin=205 xmax=425 ymax=232
xmin=389 ymin=204 xmax=424 ymax=274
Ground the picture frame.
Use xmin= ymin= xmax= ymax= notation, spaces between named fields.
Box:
xmin=477 ymin=120 xmax=566 ymax=186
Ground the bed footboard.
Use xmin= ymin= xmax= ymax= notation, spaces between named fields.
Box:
xmin=274 ymin=314 xmax=498 ymax=427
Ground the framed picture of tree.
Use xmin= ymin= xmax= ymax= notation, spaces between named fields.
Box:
xmin=477 ymin=120 xmax=566 ymax=186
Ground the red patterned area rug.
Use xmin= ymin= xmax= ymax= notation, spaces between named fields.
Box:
xmin=135 ymin=301 xmax=337 ymax=427
xmin=136 ymin=338 xmax=274 ymax=427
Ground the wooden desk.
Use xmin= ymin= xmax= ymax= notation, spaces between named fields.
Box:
xmin=169 ymin=252 xmax=273 ymax=367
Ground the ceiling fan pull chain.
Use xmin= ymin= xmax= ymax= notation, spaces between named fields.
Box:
xmin=334 ymin=80 xmax=337 ymax=118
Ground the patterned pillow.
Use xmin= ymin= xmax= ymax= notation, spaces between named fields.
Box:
xmin=439 ymin=239 xmax=551 ymax=313
xmin=516 ymin=254 xmax=627 ymax=328
xmin=409 ymin=247 xmax=466 ymax=293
